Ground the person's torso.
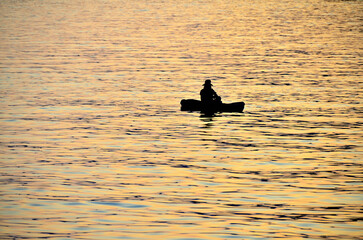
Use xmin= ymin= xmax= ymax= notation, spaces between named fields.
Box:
xmin=200 ymin=88 xmax=216 ymax=102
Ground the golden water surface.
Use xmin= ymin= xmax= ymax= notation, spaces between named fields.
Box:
xmin=0 ymin=0 xmax=362 ymax=239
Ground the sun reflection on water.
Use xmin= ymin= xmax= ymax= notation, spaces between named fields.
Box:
xmin=1 ymin=0 xmax=362 ymax=239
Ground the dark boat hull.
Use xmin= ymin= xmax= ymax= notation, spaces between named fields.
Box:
xmin=180 ymin=99 xmax=245 ymax=113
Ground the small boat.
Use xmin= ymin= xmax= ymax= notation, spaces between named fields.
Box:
xmin=180 ymin=99 xmax=245 ymax=113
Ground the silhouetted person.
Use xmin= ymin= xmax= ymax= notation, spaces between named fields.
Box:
xmin=200 ymin=80 xmax=222 ymax=113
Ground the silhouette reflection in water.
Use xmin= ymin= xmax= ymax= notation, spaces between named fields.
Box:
xmin=200 ymin=115 xmax=215 ymax=128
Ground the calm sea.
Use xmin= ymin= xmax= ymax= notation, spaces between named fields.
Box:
xmin=0 ymin=0 xmax=362 ymax=239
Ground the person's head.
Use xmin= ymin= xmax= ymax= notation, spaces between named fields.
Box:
xmin=203 ymin=79 xmax=213 ymax=88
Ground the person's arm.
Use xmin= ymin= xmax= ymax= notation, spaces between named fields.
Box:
xmin=212 ymin=89 xmax=218 ymax=97
xmin=213 ymin=89 xmax=221 ymax=102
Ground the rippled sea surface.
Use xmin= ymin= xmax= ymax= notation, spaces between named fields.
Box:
xmin=0 ymin=0 xmax=362 ymax=239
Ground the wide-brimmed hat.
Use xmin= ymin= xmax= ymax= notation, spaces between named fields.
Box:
xmin=203 ymin=80 xmax=213 ymax=86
